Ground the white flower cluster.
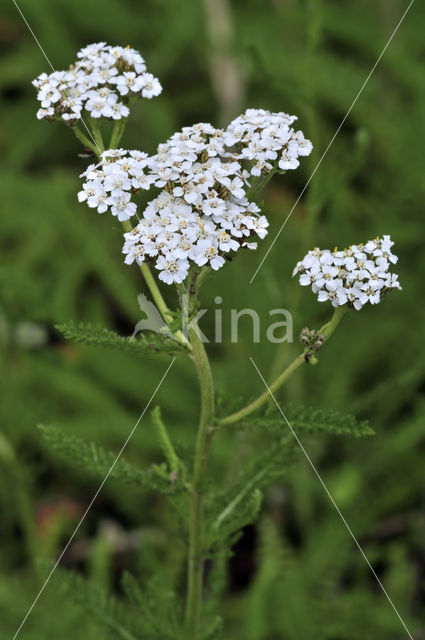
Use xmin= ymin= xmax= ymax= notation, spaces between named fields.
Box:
xmin=78 ymin=149 xmax=155 ymax=220
xmin=123 ymin=123 xmax=269 ymax=284
xmin=293 ymin=236 xmax=401 ymax=310
xmin=33 ymin=42 xmax=162 ymax=123
xmin=78 ymin=112 xmax=312 ymax=285
xmin=224 ymin=108 xmax=313 ymax=176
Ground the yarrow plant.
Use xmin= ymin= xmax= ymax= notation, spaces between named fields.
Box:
xmin=31 ymin=42 xmax=402 ymax=640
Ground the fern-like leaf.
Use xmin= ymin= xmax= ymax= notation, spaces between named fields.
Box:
xmin=56 ymin=321 xmax=188 ymax=356
xmin=219 ymin=402 xmax=374 ymax=438
xmin=38 ymin=424 xmax=183 ymax=496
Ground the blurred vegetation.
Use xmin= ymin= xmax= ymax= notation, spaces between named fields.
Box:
xmin=1 ymin=0 xmax=425 ymax=638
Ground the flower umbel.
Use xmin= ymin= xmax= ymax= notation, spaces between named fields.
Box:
xmin=224 ymin=108 xmax=313 ymax=176
xmin=32 ymin=42 xmax=162 ymax=124
xmin=78 ymin=116 xmax=312 ymax=283
xmin=293 ymin=235 xmax=402 ymax=310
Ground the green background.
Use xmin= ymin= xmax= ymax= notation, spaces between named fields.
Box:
xmin=1 ymin=0 xmax=424 ymax=638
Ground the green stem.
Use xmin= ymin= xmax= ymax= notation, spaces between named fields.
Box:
xmin=185 ymin=324 xmax=215 ymax=639
xmin=190 ymin=266 xmax=211 ymax=296
xmin=151 ymin=406 xmax=180 ymax=472
xmin=218 ymin=306 xmax=347 ymax=427
xmin=140 ymin=262 xmax=173 ymax=324
xmin=73 ymin=126 xmax=100 ymax=157
xmin=109 ymin=118 xmax=127 ymax=148
xmin=219 ymin=352 xmax=305 ymax=427
xmin=88 ymin=116 xmax=105 ymax=154
xmin=247 ymin=167 xmax=278 ymax=200
xmin=318 ymin=304 xmax=347 ymax=339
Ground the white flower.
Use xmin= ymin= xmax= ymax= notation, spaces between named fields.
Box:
xmin=192 ymin=240 xmax=226 ymax=270
xmin=278 ymin=152 xmax=300 ymax=171
xmin=111 ymin=71 xmax=144 ymax=96
xmin=140 ymin=73 xmax=162 ymax=98
xmin=155 ymin=254 xmax=189 ymax=284
xmin=103 ymin=167 xmax=132 ymax=195
xmin=109 ymin=102 xmax=130 ymax=119
xmin=294 ymin=236 xmax=401 ymax=310
xmin=109 ymin=191 xmax=137 ymax=221
xmin=36 ymin=107 xmax=54 ymax=120
xmin=217 ymin=231 xmax=239 ymax=252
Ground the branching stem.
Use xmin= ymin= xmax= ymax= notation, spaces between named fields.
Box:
xmin=73 ymin=126 xmax=100 ymax=157
xmin=218 ymin=306 xmax=347 ymax=427
xmin=109 ymin=118 xmax=127 ymax=148
xmin=88 ymin=116 xmax=105 ymax=154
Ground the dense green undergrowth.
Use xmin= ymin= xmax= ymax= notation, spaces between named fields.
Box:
xmin=1 ymin=1 xmax=425 ymax=638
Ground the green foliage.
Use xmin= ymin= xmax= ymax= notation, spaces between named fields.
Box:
xmin=1 ymin=0 xmax=424 ymax=639
xmin=121 ymin=573 xmax=183 ymax=639
xmin=53 ymin=569 xmax=139 ymax=640
xmin=39 ymin=424 xmax=184 ymax=496
xmin=50 ymin=569 xmax=182 ymax=640
xmin=227 ymin=516 xmax=416 ymax=640
xmin=57 ymin=321 xmax=188 ymax=356
xmin=226 ymin=402 xmax=375 ymax=438
xmin=208 ymin=404 xmax=373 ymax=551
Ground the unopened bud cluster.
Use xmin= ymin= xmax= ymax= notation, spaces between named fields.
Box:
xmin=299 ymin=327 xmax=325 ymax=351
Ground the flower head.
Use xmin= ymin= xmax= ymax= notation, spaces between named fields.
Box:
xmin=78 ymin=149 xmax=154 ymax=220
xmin=224 ymin=108 xmax=313 ymax=176
xmin=120 ymin=122 xmax=269 ymax=281
xmin=78 ymin=111 xmax=311 ymax=284
xmin=32 ymin=43 xmax=161 ymax=124
xmin=293 ymin=236 xmax=401 ymax=310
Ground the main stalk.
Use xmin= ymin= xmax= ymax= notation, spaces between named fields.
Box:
xmin=185 ymin=324 xmax=215 ymax=638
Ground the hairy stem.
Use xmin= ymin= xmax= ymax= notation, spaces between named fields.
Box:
xmin=185 ymin=324 xmax=215 ymax=638
xmin=218 ymin=306 xmax=347 ymax=427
